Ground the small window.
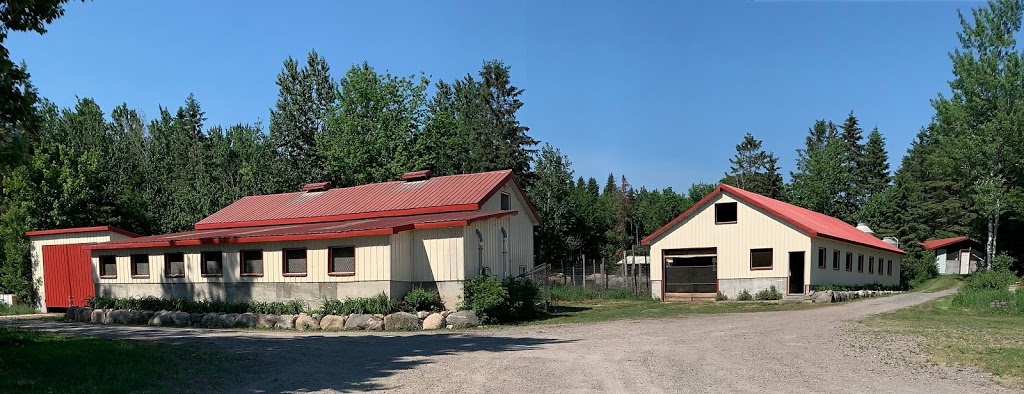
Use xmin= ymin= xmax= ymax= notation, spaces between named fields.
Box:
xmin=200 ymin=251 xmax=223 ymax=277
xmin=99 ymin=255 xmax=117 ymax=278
xmin=715 ymin=202 xmax=738 ymax=224
xmin=240 ymin=250 xmax=264 ymax=277
xmin=868 ymin=256 xmax=874 ymax=274
xmin=887 ymin=260 xmax=893 ymax=276
xmin=878 ymin=257 xmax=884 ymax=275
xmin=165 ymin=253 xmax=185 ymax=277
xmin=750 ymin=248 xmax=773 ymax=270
xmin=500 ymin=192 xmax=512 ymax=210
xmin=845 ymin=253 xmax=853 ymax=271
xmin=329 ymin=247 xmax=355 ymax=276
xmin=283 ymin=248 xmax=307 ymax=276
xmin=519 ymin=265 xmax=527 ymax=275
xmin=832 ymin=250 xmax=840 ymax=270
xmin=131 ymin=254 xmax=150 ymax=278
xmin=817 ymin=248 xmax=826 ymax=269
xmin=857 ymin=254 xmax=864 ymax=272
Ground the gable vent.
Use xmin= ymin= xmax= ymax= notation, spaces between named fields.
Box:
xmin=401 ymin=170 xmax=432 ymax=182
xmin=301 ymin=182 xmax=332 ymax=192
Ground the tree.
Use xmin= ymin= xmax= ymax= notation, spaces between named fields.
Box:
xmin=839 ymin=111 xmax=867 ymax=216
xmin=269 ymin=50 xmax=336 ymax=190
xmin=790 ymin=120 xmax=853 ymax=220
xmin=478 ymin=60 xmax=538 ymax=185
xmin=722 ymin=132 xmax=784 ymax=199
xmin=528 ymin=144 xmax=579 ymax=266
xmin=861 ymin=126 xmax=892 ymax=199
xmin=686 ymin=182 xmax=716 ymax=202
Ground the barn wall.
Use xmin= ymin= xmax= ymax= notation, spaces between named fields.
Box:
xmin=465 ymin=216 xmax=519 ymax=279
xmin=411 ymin=227 xmax=464 ymax=282
xmin=29 ymin=231 xmax=117 ymax=311
xmin=809 ymin=238 xmax=902 ymax=287
xmin=480 ymin=182 xmax=535 ymax=272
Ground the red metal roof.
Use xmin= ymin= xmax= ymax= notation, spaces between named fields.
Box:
xmin=921 ymin=236 xmax=971 ymax=251
xmin=25 ymin=226 xmax=141 ymax=238
xmin=88 ymin=211 xmax=517 ymax=250
xmin=642 ymin=184 xmax=905 ymax=254
xmin=194 ymin=170 xmax=538 ymax=230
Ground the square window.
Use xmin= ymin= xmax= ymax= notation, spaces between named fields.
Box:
xmin=833 ymin=250 xmax=840 ymax=270
xmin=329 ymin=247 xmax=355 ymax=276
xmin=201 ymin=251 xmax=223 ymax=277
xmin=817 ymin=248 xmax=826 ymax=269
xmin=750 ymin=248 xmax=773 ymax=270
xmin=519 ymin=265 xmax=527 ymax=275
xmin=715 ymin=202 xmax=738 ymax=224
xmin=868 ymin=256 xmax=874 ymax=274
xmin=500 ymin=192 xmax=512 ymax=211
xmin=164 ymin=253 xmax=185 ymax=277
xmin=99 ymin=255 xmax=117 ymax=278
xmin=845 ymin=253 xmax=853 ymax=271
xmin=284 ymin=248 xmax=307 ymax=276
xmin=131 ymin=254 xmax=149 ymax=278
xmin=241 ymin=250 xmax=264 ymax=276
xmin=857 ymin=254 xmax=864 ymax=273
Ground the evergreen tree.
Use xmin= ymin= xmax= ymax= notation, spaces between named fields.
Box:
xmin=790 ymin=122 xmax=852 ymax=220
xmin=478 ymin=60 xmax=538 ymax=185
xmin=839 ymin=111 xmax=867 ymax=216
xmin=269 ymin=50 xmax=336 ymax=190
xmin=861 ymin=126 xmax=892 ymax=199
xmin=722 ymin=132 xmax=784 ymax=198
xmin=528 ymin=144 xmax=579 ymax=266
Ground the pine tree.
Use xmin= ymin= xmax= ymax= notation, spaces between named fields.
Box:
xmin=723 ymin=132 xmax=784 ymax=199
xmin=478 ymin=60 xmax=538 ymax=185
xmin=269 ymin=50 xmax=336 ymax=190
xmin=861 ymin=126 xmax=892 ymax=199
xmin=839 ymin=111 xmax=867 ymax=217
xmin=528 ymin=144 xmax=579 ymax=266
xmin=790 ymin=120 xmax=852 ymax=220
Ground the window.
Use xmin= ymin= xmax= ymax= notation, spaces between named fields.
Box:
xmin=240 ymin=250 xmax=264 ymax=277
xmin=845 ymin=253 xmax=853 ymax=271
xmin=878 ymin=257 xmax=884 ymax=275
xmin=329 ymin=247 xmax=355 ymax=276
xmin=868 ymin=256 xmax=874 ymax=274
xmin=750 ymin=248 xmax=773 ymax=270
xmin=715 ymin=202 xmax=738 ymax=224
xmin=817 ymin=248 xmax=826 ymax=269
xmin=131 ymin=254 xmax=149 ymax=278
xmin=500 ymin=192 xmax=512 ymax=210
xmin=887 ymin=260 xmax=893 ymax=276
xmin=833 ymin=250 xmax=840 ymax=270
xmin=200 ymin=251 xmax=223 ymax=277
xmin=519 ymin=265 xmax=527 ymax=275
xmin=857 ymin=254 xmax=864 ymax=273
xmin=164 ymin=253 xmax=185 ymax=277
xmin=283 ymin=248 xmax=307 ymax=276
xmin=99 ymin=255 xmax=117 ymax=278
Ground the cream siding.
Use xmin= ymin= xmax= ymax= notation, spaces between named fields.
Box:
xmin=809 ymin=238 xmax=901 ymax=286
xmin=411 ymin=227 xmax=465 ymax=282
xmin=390 ymin=231 xmax=413 ymax=282
xmin=29 ymin=231 xmax=123 ymax=310
xmin=480 ymin=182 xmax=535 ymax=271
xmin=465 ymin=216 xmax=518 ymax=279
xmin=648 ymin=194 xmax=811 ymax=283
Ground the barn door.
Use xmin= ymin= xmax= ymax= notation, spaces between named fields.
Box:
xmin=41 ymin=244 xmax=94 ymax=309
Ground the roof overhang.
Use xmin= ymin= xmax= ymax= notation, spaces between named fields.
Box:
xmin=25 ymin=226 xmax=141 ymax=238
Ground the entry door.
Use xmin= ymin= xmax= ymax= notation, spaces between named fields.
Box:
xmin=41 ymin=244 xmax=94 ymax=309
xmin=959 ymin=250 xmax=971 ymax=274
xmin=788 ymin=251 xmax=805 ymax=295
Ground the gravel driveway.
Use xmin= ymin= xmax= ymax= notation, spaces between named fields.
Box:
xmin=4 ymin=289 xmax=1017 ymax=393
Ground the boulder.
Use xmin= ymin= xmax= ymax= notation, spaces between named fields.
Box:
xmin=256 ymin=314 xmax=278 ymax=329
xmin=275 ymin=314 xmax=297 ymax=329
xmin=236 ymin=313 xmax=257 ymax=328
xmin=441 ymin=310 xmax=452 ymax=318
xmin=220 ymin=313 xmax=240 ymax=327
xmin=416 ymin=311 xmax=430 ymax=319
xmin=76 ymin=307 xmax=93 ymax=322
xmin=109 ymin=309 xmax=133 ymax=324
xmin=90 ymin=309 xmax=106 ymax=324
xmin=345 ymin=314 xmax=372 ymax=330
xmin=422 ymin=313 xmax=446 ymax=330
xmin=141 ymin=310 xmax=155 ymax=324
xmin=320 ymin=315 xmax=346 ymax=331
xmin=447 ymin=310 xmax=479 ymax=329
xmin=366 ymin=316 xmax=384 ymax=331
xmin=384 ymin=312 xmax=420 ymax=331
xmin=811 ymin=290 xmax=833 ymax=303
xmin=148 ymin=311 xmax=173 ymax=326
xmin=189 ymin=313 xmax=205 ymax=326
xmin=171 ymin=312 xmax=191 ymax=327
xmin=201 ymin=313 xmax=222 ymax=328
xmin=295 ymin=313 xmax=320 ymax=331
xmin=65 ymin=306 xmax=79 ymax=320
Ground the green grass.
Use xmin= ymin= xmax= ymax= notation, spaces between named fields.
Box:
xmin=910 ymin=275 xmax=965 ymax=293
xmin=0 ymin=327 xmax=229 ymax=393
xmin=547 ymin=285 xmax=652 ymax=302
xmin=0 ymin=303 xmax=37 ymax=316
xmin=866 ymin=295 xmax=1024 ymax=387
xmin=518 ymin=299 xmax=819 ymax=326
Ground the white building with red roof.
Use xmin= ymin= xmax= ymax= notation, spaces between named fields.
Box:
xmin=26 ymin=170 xmax=539 ymax=310
xmin=642 ymin=184 xmax=904 ymax=301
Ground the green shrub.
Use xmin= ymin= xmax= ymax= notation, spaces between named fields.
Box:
xmin=992 ymin=253 xmax=1019 ymax=273
xmin=952 ymin=288 xmax=1024 ymax=315
xmin=460 ymin=275 xmax=509 ymax=324
xmin=316 ymin=293 xmax=397 ymax=316
xmin=88 ymin=296 xmax=307 ymax=315
xmin=501 ymin=277 xmax=541 ymax=321
xmin=901 ymin=250 xmax=938 ymax=286
xmin=714 ymin=291 xmax=727 ymax=301
xmin=964 ymin=270 xmax=1020 ymax=291
xmin=754 ymin=285 xmax=783 ymax=300
xmin=548 ymin=285 xmax=650 ymax=302
xmin=402 ymin=287 xmax=442 ymax=312
xmin=737 ymin=289 xmax=752 ymax=301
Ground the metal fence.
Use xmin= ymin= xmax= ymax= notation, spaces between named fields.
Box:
xmin=526 ymin=258 xmax=651 ymax=299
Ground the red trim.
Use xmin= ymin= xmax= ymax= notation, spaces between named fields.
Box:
xmin=328 ymin=246 xmax=356 ymax=276
xmin=750 ymin=248 xmax=774 ymax=270
xmin=26 ymin=225 xmax=141 ymax=238
xmin=643 ymin=188 xmax=724 ymax=246
xmin=401 ymin=170 xmax=432 ymax=180
xmin=194 ymin=204 xmax=480 ymax=230
xmin=200 ymin=251 xmax=224 ymax=277
xmin=481 ymin=172 xmax=541 ymax=226
xmin=239 ymin=249 xmax=265 ymax=277
xmin=921 ymin=236 xmax=971 ymax=251
xmin=164 ymin=252 xmax=185 ymax=278
xmin=282 ymin=248 xmax=308 ymax=277
xmin=99 ymin=255 xmax=117 ymax=278
xmin=130 ymin=254 xmax=149 ymax=278
xmin=301 ymin=182 xmax=332 ymax=192
xmin=85 ymin=228 xmax=398 ymax=250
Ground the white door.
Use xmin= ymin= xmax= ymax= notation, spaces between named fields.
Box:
xmin=959 ymin=250 xmax=971 ymax=274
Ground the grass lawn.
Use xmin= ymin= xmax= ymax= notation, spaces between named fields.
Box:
xmin=520 ymin=299 xmax=819 ymax=326
xmin=911 ymin=275 xmax=965 ymax=293
xmin=0 ymin=303 xmax=38 ymax=316
xmin=865 ymin=295 xmax=1024 ymax=387
xmin=0 ymin=327 xmax=229 ymax=393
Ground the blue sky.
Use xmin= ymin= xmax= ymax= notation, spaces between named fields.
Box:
xmin=6 ymin=0 xmax=978 ymax=192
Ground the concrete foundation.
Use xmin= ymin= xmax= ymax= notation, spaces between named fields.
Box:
xmin=96 ymin=281 xmax=416 ymax=308
xmin=650 ymin=280 xmax=662 ymax=300
xmin=718 ymin=277 xmax=786 ymax=299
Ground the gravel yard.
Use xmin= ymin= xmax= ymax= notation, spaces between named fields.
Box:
xmin=3 ymin=289 xmax=1016 ymax=393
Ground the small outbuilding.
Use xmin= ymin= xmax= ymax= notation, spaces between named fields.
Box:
xmin=27 ymin=170 xmax=539 ymax=311
xmin=642 ymin=184 xmax=904 ymax=301
xmin=921 ymin=236 xmax=984 ymax=275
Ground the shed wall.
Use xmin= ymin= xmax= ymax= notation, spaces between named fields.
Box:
xmin=480 ymin=182 xmax=534 ymax=273
xmin=30 ymin=231 xmax=120 ymax=310
xmin=809 ymin=238 xmax=902 ymax=286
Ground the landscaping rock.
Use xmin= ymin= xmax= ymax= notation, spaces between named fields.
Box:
xmin=109 ymin=309 xmax=132 ymax=324
xmin=76 ymin=307 xmax=93 ymax=322
xmin=190 ymin=313 xmax=205 ymax=326
xmin=65 ymin=306 xmax=79 ymax=320
xmin=441 ymin=310 xmax=451 ymax=318
xmin=320 ymin=315 xmax=346 ymax=331
xmin=345 ymin=314 xmax=372 ymax=330
xmin=366 ymin=316 xmax=384 ymax=331
xmin=447 ymin=310 xmax=479 ymax=328
xmin=221 ymin=313 xmax=240 ymax=327
xmin=384 ymin=312 xmax=420 ymax=331
xmin=171 ymin=312 xmax=191 ymax=327
xmin=201 ymin=313 xmax=222 ymax=328
xmin=256 ymin=314 xmax=277 ymax=329
xmin=148 ymin=311 xmax=172 ymax=326
xmin=275 ymin=314 xmax=297 ymax=329
xmin=416 ymin=311 xmax=430 ymax=319
xmin=236 ymin=313 xmax=257 ymax=328
xmin=295 ymin=313 xmax=320 ymax=331
xmin=811 ymin=290 xmax=833 ymax=303
xmin=422 ymin=313 xmax=445 ymax=330
xmin=90 ymin=309 xmax=106 ymax=324
xmin=141 ymin=310 xmax=155 ymax=323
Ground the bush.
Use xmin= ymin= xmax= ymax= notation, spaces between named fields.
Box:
xmin=714 ymin=291 xmax=727 ymax=301
xmin=402 ymin=287 xmax=442 ymax=312
xmin=317 ymin=293 xmax=397 ymax=316
xmin=901 ymin=250 xmax=938 ymax=286
xmin=87 ymin=296 xmax=307 ymax=315
xmin=991 ymin=253 xmax=1018 ymax=273
xmin=460 ymin=275 xmax=509 ymax=324
xmin=736 ymin=289 xmax=752 ymax=301
xmin=952 ymin=288 xmax=1024 ymax=315
xmin=501 ymin=277 xmax=541 ymax=321
xmin=964 ymin=270 xmax=1020 ymax=291
xmin=754 ymin=285 xmax=783 ymax=301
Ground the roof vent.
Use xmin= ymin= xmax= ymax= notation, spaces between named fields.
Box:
xmin=882 ymin=237 xmax=899 ymax=248
xmin=856 ymin=222 xmax=875 ymax=235
xmin=301 ymin=182 xmax=332 ymax=192
xmin=401 ymin=170 xmax=432 ymax=182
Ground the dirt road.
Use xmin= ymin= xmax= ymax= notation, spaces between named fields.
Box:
xmin=4 ymin=289 xmax=1016 ymax=393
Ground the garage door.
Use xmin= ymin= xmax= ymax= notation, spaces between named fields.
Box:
xmin=42 ymin=244 xmax=94 ymax=309
xmin=664 ymin=248 xmax=717 ymax=294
